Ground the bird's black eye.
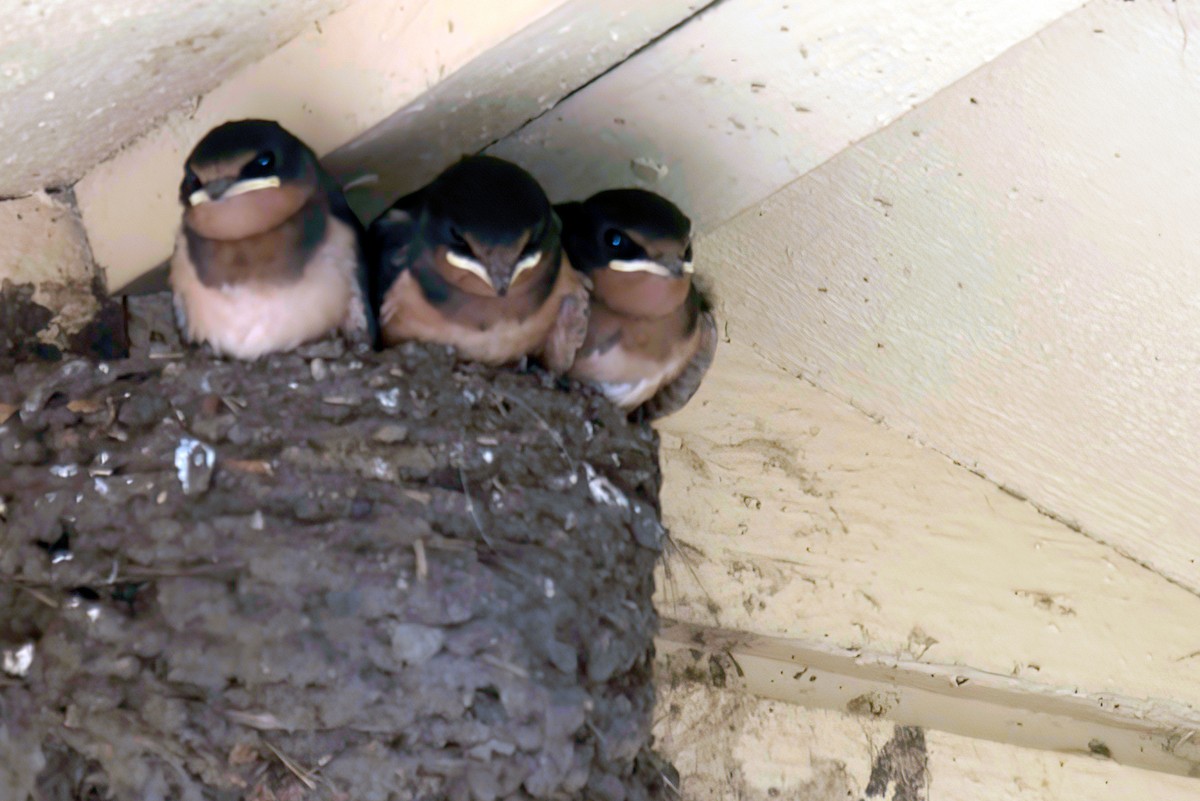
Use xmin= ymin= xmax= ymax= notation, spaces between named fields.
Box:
xmin=605 ymin=228 xmax=625 ymax=250
xmin=241 ymin=151 xmax=276 ymax=178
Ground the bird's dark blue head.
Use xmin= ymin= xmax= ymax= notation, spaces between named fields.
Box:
xmin=419 ymin=156 xmax=558 ymax=297
xmin=181 ymin=119 xmax=319 ymax=207
xmin=560 ymin=188 xmax=693 ymax=278
xmin=179 ymin=119 xmax=325 ymax=245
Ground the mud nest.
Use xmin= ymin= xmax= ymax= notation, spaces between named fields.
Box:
xmin=0 ymin=297 xmax=675 ymax=801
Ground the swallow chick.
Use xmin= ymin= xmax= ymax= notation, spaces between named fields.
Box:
xmin=169 ymin=119 xmax=374 ymax=359
xmin=368 ymin=155 xmax=589 ymax=373
xmin=557 ymin=189 xmax=717 ymax=420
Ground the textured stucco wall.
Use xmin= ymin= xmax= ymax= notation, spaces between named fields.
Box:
xmin=0 ymin=0 xmax=351 ymax=197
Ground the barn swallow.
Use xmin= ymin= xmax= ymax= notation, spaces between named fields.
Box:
xmin=169 ymin=119 xmax=375 ymax=359
xmin=557 ymin=189 xmax=717 ymax=420
xmin=367 ymin=156 xmax=589 ymax=373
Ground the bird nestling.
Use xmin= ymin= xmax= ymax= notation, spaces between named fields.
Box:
xmin=557 ymin=189 xmax=717 ymax=420
xmin=169 ymin=119 xmax=374 ymax=359
xmin=367 ymin=155 xmax=590 ymax=373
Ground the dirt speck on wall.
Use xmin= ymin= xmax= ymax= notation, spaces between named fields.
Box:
xmin=865 ymin=726 xmax=927 ymax=801
xmin=0 ymin=295 xmax=676 ymax=801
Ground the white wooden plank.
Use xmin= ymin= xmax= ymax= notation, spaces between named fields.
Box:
xmin=681 ymin=0 xmax=1200 ymax=591
xmin=488 ymin=0 xmax=1085 ymax=230
xmin=323 ymin=0 xmax=713 ymax=224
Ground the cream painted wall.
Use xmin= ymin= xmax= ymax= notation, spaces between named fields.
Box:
xmin=488 ymin=0 xmax=1086 ymax=229
xmin=689 ymin=0 xmax=1200 ymax=592
xmin=0 ymin=0 xmax=351 ymax=196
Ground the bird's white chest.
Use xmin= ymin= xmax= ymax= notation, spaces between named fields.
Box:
xmin=170 ymin=220 xmax=362 ymax=359
xmin=572 ymin=327 xmax=698 ymax=409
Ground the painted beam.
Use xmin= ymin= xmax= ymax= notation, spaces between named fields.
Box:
xmin=683 ymin=0 xmax=1200 ymax=591
xmin=656 ymin=676 xmax=1200 ymax=799
xmin=658 ymin=623 xmax=1200 ymax=778
xmin=488 ymin=0 xmax=1085 ymax=230
xmin=75 ymin=0 xmax=705 ymax=291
